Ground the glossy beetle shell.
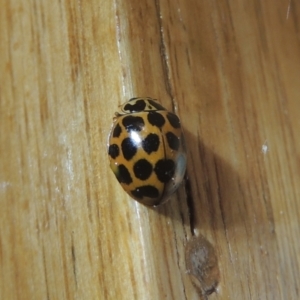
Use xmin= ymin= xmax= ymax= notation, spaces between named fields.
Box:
xmin=108 ymin=97 xmax=186 ymax=206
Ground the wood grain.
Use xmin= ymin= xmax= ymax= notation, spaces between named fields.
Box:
xmin=1 ymin=0 xmax=300 ymax=299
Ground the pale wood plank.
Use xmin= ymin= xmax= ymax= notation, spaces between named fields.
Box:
xmin=0 ymin=0 xmax=299 ymax=299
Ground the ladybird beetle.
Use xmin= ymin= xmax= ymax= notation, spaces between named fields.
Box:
xmin=108 ymin=97 xmax=187 ymax=206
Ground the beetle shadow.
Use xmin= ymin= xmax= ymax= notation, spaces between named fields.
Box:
xmin=151 ymin=128 xmax=251 ymax=233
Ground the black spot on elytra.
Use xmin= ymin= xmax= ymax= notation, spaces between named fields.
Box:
xmin=147 ymin=111 xmax=165 ymax=127
xmin=167 ymin=113 xmax=181 ymax=129
xmin=133 ymin=159 xmax=153 ymax=180
xmin=121 ymin=137 xmax=137 ymax=160
xmin=108 ymin=144 xmax=119 ymax=159
xmin=147 ymin=99 xmax=166 ymax=111
xmin=166 ymin=132 xmax=180 ymax=151
xmin=154 ymin=159 xmax=175 ymax=183
xmin=117 ymin=164 xmax=132 ymax=185
xmin=113 ymin=123 xmax=122 ymax=137
xmin=124 ymin=99 xmax=146 ymax=112
xmin=142 ymin=133 xmax=160 ymax=154
xmin=131 ymin=185 xmax=159 ymax=199
xmin=122 ymin=115 xmax=144 ymax=132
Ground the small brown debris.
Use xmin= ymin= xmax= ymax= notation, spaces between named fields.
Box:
xmin=185 ymin=235 xmax=219 ymax=296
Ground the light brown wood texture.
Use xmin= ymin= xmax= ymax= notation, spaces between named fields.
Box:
xmin=1 ymin=0 xmax=299 ymax=299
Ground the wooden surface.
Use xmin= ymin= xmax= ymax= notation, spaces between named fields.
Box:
xmin=1 ymin=0 xmax=300 ymax=299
